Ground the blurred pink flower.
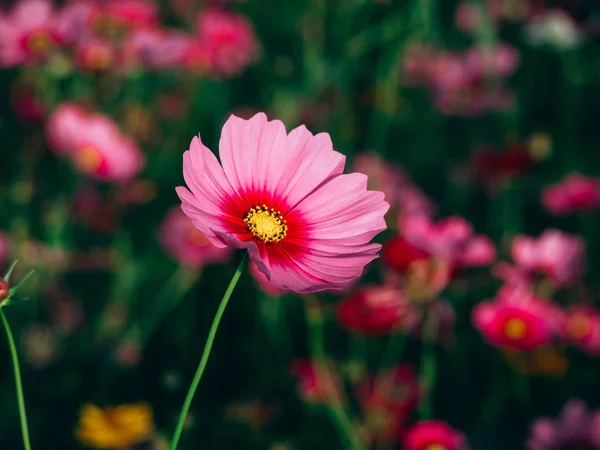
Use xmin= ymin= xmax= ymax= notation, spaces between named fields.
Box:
xmin=98 ymin=0 xmax=158 ymax=31
xmin=542 ymin=174 xmax=600 ymax=215
xmin=464 ymin=44 xmax=520 ymax=78
xmin=563 ymin=306 xmax=600 ymax=355
xmin=292 ymin=360 xmax=342 ymax=405
xmin=496 ymin=230 xmax=585 ymax=287
xmin=472 ymin=284 xmax=563 ymax=351
xmin=46 ymin=103 xmax=145 ymax=182
xmin=0 ymin=232 xmax=11 ymax=263
xmin=427 ymin=52 xmax=470 ymax=91
xmin=404 ymin=420 xmax=468 ymax=450
xmin=182 ymin=41 xmax=213 ymax=73
xmin=337 ymin=285 xmax=420 ymax=335
xmin=195 ymin=8 xmax=259 ymax=76
xmin=123 ymin=28 xmax=191 ymax=70
xmin=0 ymin=0 xmax=66 ymax=66
xmin=75 ymin=37 xmax=116 ymax=71
xmin=176 ymin=113 xmax=389 ymax=293
xmin=359 ymin=364 xmax=420 ymax=445
xmin=401 ymin=215 xmax=495 ymax=268
xmin=22 ymin=324 xmax=60 ymax=369
xmin=249 ymin=260 xmax=286 ymax=297
xmin=158 ymin=207 xmax=232 ymax=268
xmin=528 ymin=400 xmax=600 ymax=450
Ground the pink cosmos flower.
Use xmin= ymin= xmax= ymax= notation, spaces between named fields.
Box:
xmin=464 ymin=44 xmax=520 ymax=79
xmin=195 ymin=8 xmax=259 ymax=76
xmin=401 ymin=215 xmax=495 ymax=268
xmin=46 ymin=103 xmax=145 ymax=182
xmin=404 ymin=420 xmax=468 ymax=450
xmin=528 ymin=400 xmax=600 ymax=450
xmin=96 ymin=0 xmax=158 ymax=31
xmin=0 ymin=0 xmax=66 ymax=67
xmin=382 ymin=236 xmax=430 ymax=274
xmin=249 ymin=260 xmax=286 ymax=297
xmin=495 ymin=230 xmax=585 ymax=287
xmin=176 ymin=113 xmax=389 ymax=293
xmin=123 ymin=28 xmax=191 ymax=70
xmin=472 ymin=284 xmax=564 ymax=351
xmin=563 ymin=306 xmax=600 ymax=355
xmin=542 ymin=174 xmax=600 ymax=215
xmin=337 ymin=285 xmax=420 ymax=335
xmin=158 ymin=207 xmax=232 ymax=268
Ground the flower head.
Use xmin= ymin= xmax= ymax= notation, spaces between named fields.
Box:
xmin=563 ymin=305 xmax=600 ymax=356
xmin=337 ymin=285 xmax=420 ymax=335
xmin=292 ymin=360 xmax=341 ymax=405
xmin=0 ymin=0 xmax=66 ymax=67
xmin=528 ymin=400 xmax=600 ymax=450
xmin=472 ymin=284 xmax=563 ymax=351
xmin=123 ymin=28 xmax=191 ymax=70
xmin=195 ymin=8 xmax=258 ymax=76
xmin=404 ymin=420 xmax=468 ymax=450
xmin=401 ymin=215 xmax=495 ymax=269
xmin=542 ymin=174 xmax=600 ymax=215
xmin=177 ymin=113 xmax=389 ymax=293
xmin=499 ymin=230 xmax=586 ymax=286
xmin=75 ymin=403 xmax=154 ymax=449
xmin=47 ymin=103 xmax=145 ymax=182
xmin=158 ymin=207 xmax=232 ymax=268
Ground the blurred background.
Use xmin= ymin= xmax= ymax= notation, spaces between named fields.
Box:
xmin=1 ymin=0 xmax=600 ymax=449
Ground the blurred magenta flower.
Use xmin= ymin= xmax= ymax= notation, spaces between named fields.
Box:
xmin=182 ymin=41 xmax=213 ymax=73
xmin=194 ymin=8 xmax=259 ymax=76
xmin=158 ymin=207 xmax=232 ymax=268
xmin=563 ymin=306 xmax=600 ymax=355
xmin=75 ymin=37 xmax=115 ymax=71
xmin=495 ymin=230 xmax=585 ymax=287
xmin=93 ymin=0 xmax=158 ymax=34
xmin=472 ymin=284 xmax=563 ymax=351
xmin=292 ymin=360 xmax=342 ymax=405
xmin=11 ymin=80 xmax=46 ymax=122
xmin=359 ymin=364 xmax=420 ymax=445
xmin=528 ymin=400 xmax=600 ymax=450
xmin=0 ymin=0 xmax=66 ymax=66
xmin=404 ymin=420 xmax=468 ymax=450
xmin=401 ymin=215 xmax=495 ymax=269
xmin=382 ymin=236 xmax=430 ymax=274
xmin=0 ymin=231 xmax=11 ymax=263
xmin=473 ymin=143 xmax=533 ymax=186
xmin=47 ymin=103 xmax=145 ymax=182
xmin=337 ymin=285 xmax=419 ymax=335
xmin=464 ymin=44 xmax=520 ymax=79
xmin=249 ymin=260 xmax=286 ymax=297
xmin=176 ymin=113 xmax=389 ymax=293
xmin=123 ymin=28 xmax=191 ymax=70
xmin=542 ymin=174 xmax=600 ymax=215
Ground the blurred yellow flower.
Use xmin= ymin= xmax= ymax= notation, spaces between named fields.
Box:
xmin=75 ymin=403 xmax=154 ymax=449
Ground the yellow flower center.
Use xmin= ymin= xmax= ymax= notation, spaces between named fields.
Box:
xmin=74 ymin=146 xmax=103 ymax=173
xmin=26 ymin=30 xmax=53 ymax=56
xmin=504 ymin=318 xmax=527 ymax=340
xmin=244 ymin=205 xmax=287 ymax=243
xmin=426 ymin=445 xmax=447 ymax=450
xmin=567 ymin=314 xmax=591 ymax=340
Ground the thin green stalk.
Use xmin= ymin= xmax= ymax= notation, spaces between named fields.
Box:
xmin=418 ymin=312 xmax=438 ymax=420
xmin=305 ymin=298 xmax=363 ymax=450
xmin=169 ymin=254 xmax=247 ymax=450
xmin=1 ymin=309 xmax=31 ymax=450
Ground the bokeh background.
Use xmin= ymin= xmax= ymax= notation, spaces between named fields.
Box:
xmin=1 ymin=0 xmax=600 ymax=449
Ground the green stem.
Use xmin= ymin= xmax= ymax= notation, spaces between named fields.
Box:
xmin=305 ymin=298 xmax=363 ymax=450
xmin=169 ymin=254 xmax=247 ymax=450
xmin=1 ymin=309 xmax=31 ymax=450
xmin=418 ymin=312 xmax=438 ymax=420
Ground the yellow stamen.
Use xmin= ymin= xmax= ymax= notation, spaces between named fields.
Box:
xmin=567 ymin=314 xmax=591 ymax=340
xmin=504 ymin=318 xmax=527 ymax=340
xmin=425 ymin=445 xmax=447 ymax=450
xmin=26 ymin=30 xmax=52 ymax=56
xmin=244 ymin=205 xmax=287 ymax=243
xmin=74 ymin=146 xmax=103 ymax=173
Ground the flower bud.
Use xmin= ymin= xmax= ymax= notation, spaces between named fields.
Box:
xmin=0 ymin=279 xmax=9 ymax=302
